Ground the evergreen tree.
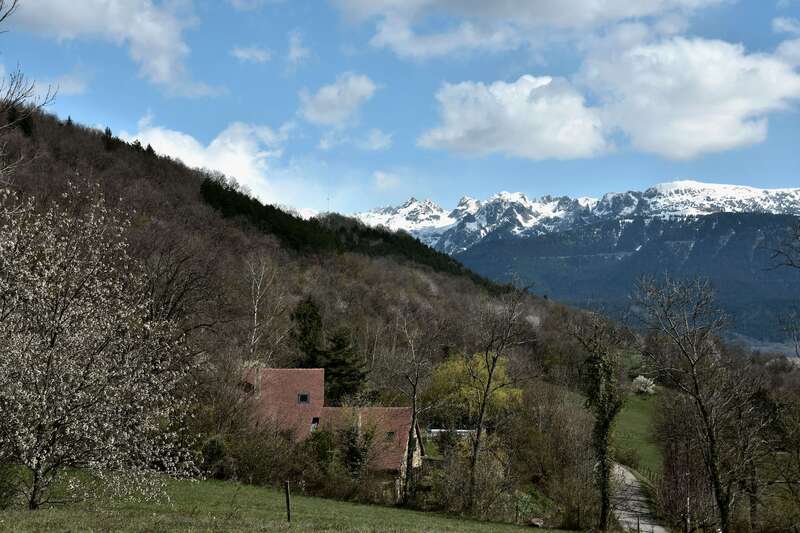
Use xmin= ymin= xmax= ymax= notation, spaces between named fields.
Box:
xmin=6 ymin=106 xmax=17 ymax=127
xmin=103 ymin=126 xmax=116 ymax=151
xmin=321 ymin=328 xmax=365 ymax=404
xmin=18 ymin=114 xmax=33 ymax=137
xmin=290 ymin=296 xmax=324 ymax=367
xmin=7 ymin=106 xmax=33 ymax=137
xmin=145 ymin=144 xmax=155 ymax=156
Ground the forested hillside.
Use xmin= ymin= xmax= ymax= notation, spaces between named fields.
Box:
xmin=3 ymin=108 xmax=800 ymax=532
xmin=0 ymin=108 xmax=603 ymax=527
xmin=199 ymin=177 xmax=501 ymax=292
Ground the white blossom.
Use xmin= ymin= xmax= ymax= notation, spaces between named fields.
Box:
xmin=632 ymin=375 xmax=656 ymax=395
xmin=0 ymin=184 xmax=195 ymax=509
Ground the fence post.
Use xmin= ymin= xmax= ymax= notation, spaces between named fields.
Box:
xmin=285 ymin=480 xmax=292 ymax=523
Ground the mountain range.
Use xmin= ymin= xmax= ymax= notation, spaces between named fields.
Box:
xmin=355 ymin=180 xmax=800 ymax=254
xmin=355 ymin=181 xmax=800 ymax=344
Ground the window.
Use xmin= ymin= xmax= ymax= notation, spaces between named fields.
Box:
xmin=385 ymin=431 xmax=396 ymax=442
xmin=311 ymin=417 xmax=320 ymax=432
xmin=297 ymin=392 xmax=310 ymax=404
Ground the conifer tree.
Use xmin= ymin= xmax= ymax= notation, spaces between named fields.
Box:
xmin=321 ymin=328 xmax=365 ymax=404
xmin=290 ymin=296 xmax=324 ymax=367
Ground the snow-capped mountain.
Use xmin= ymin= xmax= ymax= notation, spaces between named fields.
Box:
xmin=355 ymin=197 xmax=456 ymax=247
xmin=354 ymin=180 xmax=800 ymax=254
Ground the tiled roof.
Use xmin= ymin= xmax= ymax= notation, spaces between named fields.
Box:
xmin=243 ymin=367 xmax=421 ymax=473
xmin=321 ymin=406 xmax=416 ymax=473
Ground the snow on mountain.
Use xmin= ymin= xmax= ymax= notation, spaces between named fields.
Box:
xmin=643 ymin=180 xmax=800 ymax=217
xmin=449 ymin=196 xmax=481 ymax=219
xmin=354 ymin=181 xmax=800 ymax=254
xmin=356 ymin=197 xmax=455 ymax=231
xmin=355 ymin=197 xmax=456 ymax=247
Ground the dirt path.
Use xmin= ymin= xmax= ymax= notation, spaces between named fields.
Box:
xmin=612 ymin=464 xmax=669 ymax=533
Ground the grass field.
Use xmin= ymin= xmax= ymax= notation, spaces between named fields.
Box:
xmin=614 ymin=392 xmax=663 ymax=478
xmin=0 ymin=478 xmax=568 ymax=532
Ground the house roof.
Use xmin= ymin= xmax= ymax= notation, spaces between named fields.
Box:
xmin=321 ymin=406 xmax=420 ymax=473
xmin=242 ymin=367 xmax=423 ymax=472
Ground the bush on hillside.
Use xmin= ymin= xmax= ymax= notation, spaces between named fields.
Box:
xmin=633 ymin=375 xmax=656 ymax=395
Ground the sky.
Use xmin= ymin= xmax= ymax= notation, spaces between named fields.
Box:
xmin=4 ymin=0 xmax=800 ymax=214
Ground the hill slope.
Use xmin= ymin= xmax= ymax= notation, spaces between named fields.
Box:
xmin=0 ymin=478 xmax=558 ymax=532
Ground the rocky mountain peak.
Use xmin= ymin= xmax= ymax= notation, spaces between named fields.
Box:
xmin=354 ymin=180 xmax=800 ymax=255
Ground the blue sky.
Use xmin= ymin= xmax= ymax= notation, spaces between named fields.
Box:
xmin=5 ymin=0 xmax=800 ymax=213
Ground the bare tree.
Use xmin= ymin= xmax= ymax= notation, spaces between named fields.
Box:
xmin=772 ymin=223 xmax=800 ymax=271
xmin=769 ymin=223 xmax=800 ymax=523
xmin=243 ymin=252 xmax=289 ymax=366
xmin=569 ymin=312 xmax=630 ymax=531
xmin=773 ymin=225 xmax=800 ymax=358
xmin=634 ymin=276 xmax=775 ymax=533
xmin=464 ymin=288 xmax=533 ymax=513
xmin=654 ymin=390 xmax=718 ymax=531
xmin=380 ymin=307 xmax=444 ymax=504
xmin=138 ymin=237 xmax=216 ymax=332
xmin=0 ymin=0 xmax=55 ymax=183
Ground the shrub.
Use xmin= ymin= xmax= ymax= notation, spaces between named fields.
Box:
xmin=201 ymin=436 xmax=230 ymax=480
xmin=0 ymin=465 xmax=17 ymax=510
xmin=632 ymin=375 xmax=656 ymax=395
xmin=615 ymin=446 xmax=641 ymax=471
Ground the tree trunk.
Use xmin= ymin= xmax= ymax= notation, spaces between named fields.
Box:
xmin=707 ymin=438 xmax=730 ymax=533
xmin=467 ymin=362 xmax=495 ymax=514
xmin=747 ymin=462 xmax=758 ymax=533
xmin=28 ymin=469 xmax=43 ymax=510
xmin=595 ymin=416 xmax=612 ymax=531
xmin=693 ymin=372 xmax=731 ymax=533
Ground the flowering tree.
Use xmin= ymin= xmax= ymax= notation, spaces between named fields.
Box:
xmin=632 ymin=375 xmax=656 ymax=395
xmin=0 ymin=186 xmax=194 ymax=510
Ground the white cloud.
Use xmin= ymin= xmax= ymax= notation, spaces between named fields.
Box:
xmin=318 ymin=128 xmax=392 ymax=151
xmin=121 ymin=119 xmax=294 ymax=202
xmin=51 ymin=73 xmax=88 ymax=96
xmin=370 ymin=15 xmax=520 ymax=60
xmin=318 ymin=130 xmax=346 ymax=150
xmin=120 ymin=118 xmax=367 ymax=212
xmin=287 ymin=30 xmax=311 ymax=67
xmin=300 ymin=72 xmax=378 ymax=126
xmin=335 ymin=0 xmax=721 ymax=27
xmin=774 ymin=17 xmax=800 ymax=35
xmin=357 ymin=129 xmax=393 ymax=150
xmin=419 ymin=75 xmax=607 ymax=160
xmin=29 ymin=69 xmax=89 ymax=98
xmin=582 ymin=36 xmax=800 ymax=159
xmin=228 ymin=0 xmax=269 ymax=10
xmin=13 ymin=0 xmax=212 ymax=96
xmin=373 ymin=170 xmax=401 ymax=190
xmin=778 ymin=38 xmax=800 ymax=66
xmin=333 ymin=0 xmax=724 ymax=58
xmin=231 ymin=45 xmax=272 ymax=64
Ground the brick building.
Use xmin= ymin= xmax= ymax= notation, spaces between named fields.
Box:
xmin=243 ymin=367 xmax=424 ymax=482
